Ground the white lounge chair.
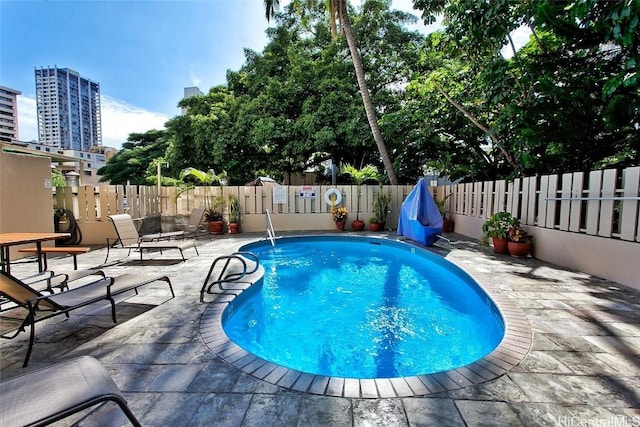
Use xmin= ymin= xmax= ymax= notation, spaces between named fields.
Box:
xmin=105 ymin=214 xmax=199 ymax=264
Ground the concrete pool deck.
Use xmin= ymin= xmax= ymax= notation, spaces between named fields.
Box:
xmin=1 ymin=232 xmax=639 ymax=426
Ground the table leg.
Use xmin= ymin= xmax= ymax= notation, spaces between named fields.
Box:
xmin=0 ymin=246 xmax=10 ymax=274
xmin=36 ymin=242 xmax=44 ymax=272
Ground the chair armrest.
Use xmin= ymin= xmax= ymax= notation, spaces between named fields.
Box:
xmin=22 ymin=272 xmax=69 ymax=293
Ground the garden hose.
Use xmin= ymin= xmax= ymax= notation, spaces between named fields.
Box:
xmin=53 ymin=208 xmax=83 ymax=245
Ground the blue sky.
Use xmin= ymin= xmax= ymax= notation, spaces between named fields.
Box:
xmin=1 ymin=1 xmax=487 ymax=148
xmin=1 ymin=0 xmax=278 ymax=147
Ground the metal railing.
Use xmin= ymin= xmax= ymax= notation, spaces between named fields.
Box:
xmin=265 ymin=209 xmax=276 ymax=246
xmin=200 ymin=251 xmax=259 ymax=302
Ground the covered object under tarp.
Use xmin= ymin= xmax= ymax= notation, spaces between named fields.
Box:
xmin=397 ymin=178 xmax=443 ymax=246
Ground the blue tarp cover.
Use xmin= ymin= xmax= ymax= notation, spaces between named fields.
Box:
xmin=397 ymin=178 xmax=443 ymax=246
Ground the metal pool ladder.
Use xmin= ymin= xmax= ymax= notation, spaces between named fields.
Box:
xmin=200 ymin=251 xmax=259 ymax=302
xmin=265 ymin=209 xmax=276 ymax=246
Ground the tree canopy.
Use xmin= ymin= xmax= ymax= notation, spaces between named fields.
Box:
xmin=98 ymin=0 xmax=638 ymax=186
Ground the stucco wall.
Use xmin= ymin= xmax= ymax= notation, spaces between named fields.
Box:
xmin=451 ymin=214 xmax=640 ymax=291
xmin=0 ymin=151 xmax=56 ymax=259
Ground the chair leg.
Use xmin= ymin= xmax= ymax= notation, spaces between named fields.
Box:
xmin=109 ymin=297 xmax=117 ymax=323
xmin=112 ymin=397 xmax=143 ymax=427
xmin=103 ymin=239 xmax=111 ymax=264
xmin=160 ymin=276 xmax=175 ymax=298
xmin=24 ymin=310 xmax=36 ymax=367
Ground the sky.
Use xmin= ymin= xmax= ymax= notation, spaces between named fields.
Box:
xmin=1 ymin=1 xmax=527 ymax=149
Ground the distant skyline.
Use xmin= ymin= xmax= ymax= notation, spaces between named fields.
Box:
xmin=1 ymin=1 xmax=524 ymax=149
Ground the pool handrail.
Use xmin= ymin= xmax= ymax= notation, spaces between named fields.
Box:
xmin=200 ymin=251 xmax=260 ymax=302
xmin=265 ymin=210 xmax=275 ymax=246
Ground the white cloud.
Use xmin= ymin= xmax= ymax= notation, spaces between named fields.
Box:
xmin=16 ymin=94 xmax=169 ymax=149
xmin=100 ymin=95 xmax=169 ymax=148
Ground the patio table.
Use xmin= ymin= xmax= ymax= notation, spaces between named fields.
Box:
xmin=0 ymin=232 xmax=71 ymax=274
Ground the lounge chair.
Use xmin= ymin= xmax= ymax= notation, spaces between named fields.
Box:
xmin=22 ymin=268 xmax=106 ymax=292
xmin=106 ymin=214 xmax=199 ymax=264
xmin=0 ymin=271 xmax=173 ymax=366
xmin=180 ymin=207 xmax=210 ymax=240
xmin=0 ymin=355 xmax=141 ymax=426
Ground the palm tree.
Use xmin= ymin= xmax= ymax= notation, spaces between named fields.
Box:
xmin=179 ymin=167 xmax=227 ymax=213
xmin=263 ymin=0 xmax=400 ymax=185
xmin=341 ymin=163 xmax=380 ymax=221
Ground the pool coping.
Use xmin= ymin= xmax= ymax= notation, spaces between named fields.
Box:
xmin=199 ymin=234 xmax=533 ymax=398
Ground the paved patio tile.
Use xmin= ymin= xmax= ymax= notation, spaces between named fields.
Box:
xmin=403 ymin=397 xmax=465 ymax=426
xmin=352 ymin=398 xmax=407 ymax=427
xmin=508 ymin=373 xmax=585 ymax=404
xmin=242 ymin=394 xmax=303 ymax=426
xmin=187 ymin=393 xmax=253 ymax=427
xmin=2 ymin=232 xmax=639 ymax=426
xmin=454 ymin=400 xmax=524 ymax=426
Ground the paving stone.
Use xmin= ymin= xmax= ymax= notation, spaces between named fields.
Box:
xmin=353 ymin=398 xmax=407 ymax=427
xmin=242 ymin=394 xmax=302 ymax=426
xmin=508 ymin=373 xmax=584 ymax=404
xmin=454 ymin=400 xmax=524 ymax=426
xmin=510 ymin=351 xmax=574 ymax=374
xmin=187 ymin=360 xmax=242 ymax=392
xmin=187 ymin=393 xmax=253 ymax=427
xmin=296 ymin=394 xmax=352 ymax=426
xmin=403 ymin=397 xmax=465 ymax=426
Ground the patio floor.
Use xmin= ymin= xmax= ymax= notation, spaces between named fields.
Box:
xmin=1 ymin=232 xmax=639 ymax=426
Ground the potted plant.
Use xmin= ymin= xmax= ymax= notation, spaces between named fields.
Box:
xmin=227 ymin=193 xmax=240 ymax=234
xmin=369 ymin=217 xmax=383 ymax=232
xmin=332 ymin=206 xmax=348 ymax=231
xmin=435 ymin=194 xmax=454 ymax=232
xmin=482 ymin=211 xmax=517 ymax=254
xmin=507 ymin=224 xmax=532 ymax=257
xmin=205 ymin=194 xmax=225 ymax=234
xmin=371 ymin=190 xmax=391 ymax=230
xmin=341 ymin=163 xmax=380 ymax=231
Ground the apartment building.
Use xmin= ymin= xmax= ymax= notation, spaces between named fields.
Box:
xmin=0 ymin=86 xmax=21 ymax=142
xmin=35 ymin=67 xmax=102 ymax=150
xmin=5 ymin=139 xmax=116 ymax=185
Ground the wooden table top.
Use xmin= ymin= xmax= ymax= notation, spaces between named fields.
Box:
xmin=0 ymin=233 xmax=71 ymax=247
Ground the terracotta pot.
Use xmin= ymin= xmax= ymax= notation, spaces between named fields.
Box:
xmin=229 ymin=223 xmax=239 ymax=234
xmin=369 ymin=222 xmax=382 ymax=232
xmin=443 ymin=219 xmax=454 ymax=232
xmin=492 ymin=237 xmax=509 ymax=254
xmin=351 ymin=220 xmax=365 ymax=231
xmin=208 ymin=221 xmax=224 ymax=234
xmin=335 ymin=220 xmax=346 ymax=231
xmin=508 ymin=241 xmax=531 ymax=257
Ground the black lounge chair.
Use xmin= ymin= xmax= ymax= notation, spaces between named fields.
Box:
xmin=0 ymin=355 xmax=141 ymax=426
xmin=0 ymin=271 xmax=173 ymax=366
xmin=105 ymin=214 xmax=199 ymax=264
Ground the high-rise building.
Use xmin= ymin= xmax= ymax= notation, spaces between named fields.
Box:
xmin=0 ymin=86 xmax=22 ymax=143
xmin=181 ymin=86 xmax=204 ymax=115
xmin=35 ymin=67 xmax=102 ymax=150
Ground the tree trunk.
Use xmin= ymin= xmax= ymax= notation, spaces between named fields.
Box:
xmin=432 ymin=80 xmax=519 ymax=171
xmin=339 ymin=3 xmax=399 ymax=185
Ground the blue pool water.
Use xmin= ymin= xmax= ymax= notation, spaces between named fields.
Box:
xmin=223 ymin=236 xmax=504 ymax=379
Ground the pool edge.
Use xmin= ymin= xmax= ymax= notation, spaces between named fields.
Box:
xmin=199 ymin=234 xmax=533 ymax=398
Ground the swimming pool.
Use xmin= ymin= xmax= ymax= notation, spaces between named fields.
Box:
xmin=222 ymin=236 xmax=505 ymax=379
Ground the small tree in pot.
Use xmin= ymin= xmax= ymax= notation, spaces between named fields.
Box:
xmin=227 ymin=193 xmax=241 ymax=234
xmin=341 ymin=163 xmax=380 ymax=231
xmin=482 ymin=211 xmax=517 ymax=254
